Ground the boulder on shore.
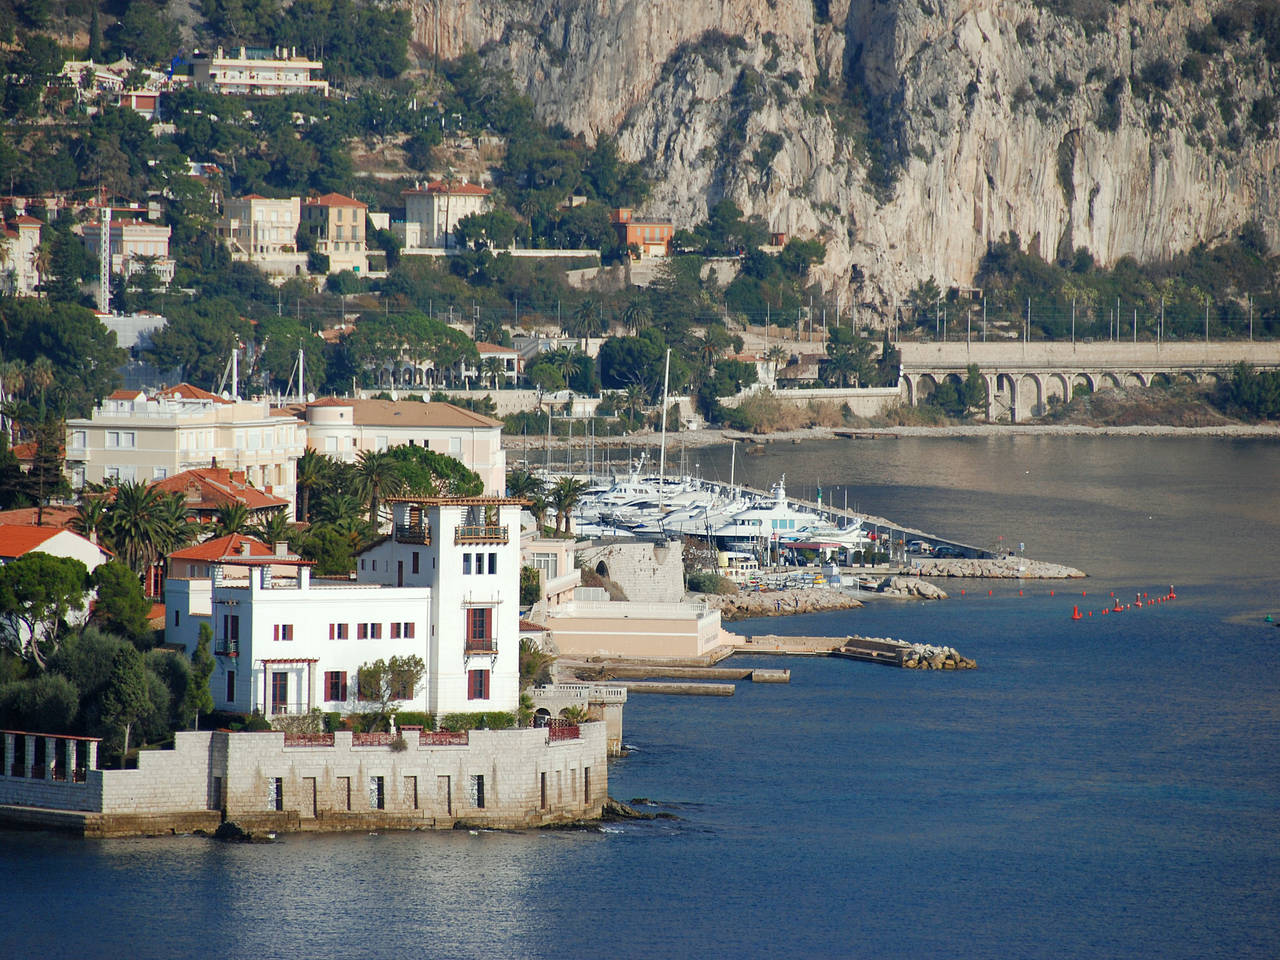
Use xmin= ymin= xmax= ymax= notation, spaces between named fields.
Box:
xmin=877 ymin=576 xmax=948 ymax=600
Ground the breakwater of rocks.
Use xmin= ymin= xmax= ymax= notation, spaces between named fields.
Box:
xmin=913 ymin=557 xmax=1086 ymax=579
xmin=837 ymin=635 xmax=977 ymax=670
xmin=875 ymin=576 xmax=948 ymax=599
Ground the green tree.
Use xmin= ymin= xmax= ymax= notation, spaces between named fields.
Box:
xmin=823 ymin=326 xmax=877 ymax=387
xmin=0 ymin=553 xmax=90 ymax=666
xmin=100 ymin=645 xmax=148 ymax=767
xmin=386 ymin=445 xmax=483 ymax=498
xmin=518 ymin=636 xmax=554 ymax=688
xmin=355 ymin=654 xmax=425 ymax=730
xmin=90 ymin=561 xmax=151 ymax=643
xmin=0 ymin=673 xmax=79 ymax=733
xmin=184 ymin=623 xmax=216 ymax=729
xmin=295 ymin=447 xmax=327 ymax=522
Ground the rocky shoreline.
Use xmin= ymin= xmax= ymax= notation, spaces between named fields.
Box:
xmin=702 ymin=587 xmax=864 ymax=621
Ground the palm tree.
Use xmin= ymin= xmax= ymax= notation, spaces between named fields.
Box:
xmin=567 ymin=299 xmax=602 ymax=339
xmin=481 ymin=356 xmax=505 ymax=389
xmin=70 ymin=496 xmax=109 ymax=543
xmin=506 ymin=467 xmax=543 ymax=501
xmin=211 ymin=502 xmax=252 ymax=537
xmin=251 ymin=507 xmax=292 ymax=547
xmin=104 ymin=481 xmax=165 ymax=576
xmin=549 ymin=476 xmax=588 ymax=536
xmin=153 ymin=492 xmax=195 ymax=556
xmin=621 ymin=383 xmax=647 ymax=425
xmin=527 ymin=493 xmax=549 ymax=534
xmin=295 ymin=447 xmax=326 ymax=522
xmin=766 ymin=345 xmax=788 ymax=382
xmin=551 ymin=349 xmax=583 ymax=390
xmin=621 ymin=298 xmax=652 ymax=335
xmin=356 ymin=449 xmax=403 ymax=525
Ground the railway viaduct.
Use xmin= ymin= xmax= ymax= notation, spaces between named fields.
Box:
xmin=899 ymin=341 xmax=1280 ymax=422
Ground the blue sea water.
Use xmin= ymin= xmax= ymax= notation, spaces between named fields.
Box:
xmin=1 ymin=436 xmax=1278 ymax=959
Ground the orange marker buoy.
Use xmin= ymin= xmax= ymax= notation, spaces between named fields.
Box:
xmin=1087 ymin=611 xmax=1092 ymax=616
xmin=1050 ymin=590 xmax=1055 ymax=597
xmin=1071 ymin=605 xmax=1082 ymax=620
xmin=1018 ymin=589 xmax=1023 ymax=596
xmin=988 ymin=589 xmax=993 ymax=596
xmin=960 ymin=589 xmax=965 ymax=595
xmin=1082 ymin=590 xmax=1087 ymax=597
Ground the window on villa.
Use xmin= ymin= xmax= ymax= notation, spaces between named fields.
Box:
xmin=226 ymin=671 xmax=235 ymax=702
xmin=330 ymin=622 xmax=349 ymax=640
xmin=412 ymin=552 xmax=419 ymax=574
xmin=357 ymin=623 xmax=369 ymax=640
xmin=403 ymin=622 xmax=415 ymax=639
xmin=369 ymin=776 xmax=384 ymax=810
xmin=325 ymin=671 xmax=347 ymax=701
xmin=468 ymin=668 xmax=490 ymax=701
xmin=533 ymin=553 xmax=559 ymax=579
xmin=370 ymin=623 xmax=382 ymax=639
xmin=469 ymin=773 xmax=485 ymax=808
xmin=463 ymin=553 xmax=472 ymax=575
xmin=391 ymin=622 xmax=401 ymax=639
xmin=273 ymin=624 xmax=293 ymax=642
xmin=488 ymin=552 xmax=497 ymax=575
xmin=467 ymin=607 xmax=491 ymax=642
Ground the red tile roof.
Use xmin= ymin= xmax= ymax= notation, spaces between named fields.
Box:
xmin=475 ymin=341 xmax=516 ymax=355
xmin=305 ymin=192 xmax=366 ymax=208
xmin=12 ymin=215 xmax=42 ymax=226
xmin=519 ymin=618 xmax=548 ymax=632
xmin=0 ymin=525 xmax=61 ymax=557
xmin=151 ymin=468 xmax=289 ymax=512
xmin=153 ymin=383 xmax=232 ymax=404
xmin=0 ymin=506 xmax=79 ymax=529
xmin=169 ymin=533 xmax=273 ymax=562
xmin=107 ymin=388 xmax=147 ymax=401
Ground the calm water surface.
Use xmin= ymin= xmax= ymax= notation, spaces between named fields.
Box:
xmin=2 ymin=436 xmax=1278 ymax=959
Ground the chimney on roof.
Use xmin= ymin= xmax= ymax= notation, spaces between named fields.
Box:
xmin=274 ymin=540 xmax=288 ymax=557
xmin=240 ymin=540 xmax=252 ymax=557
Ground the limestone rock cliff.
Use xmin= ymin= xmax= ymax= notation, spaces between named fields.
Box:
xmin=411 ymin=0 xmax=1279 ymax=309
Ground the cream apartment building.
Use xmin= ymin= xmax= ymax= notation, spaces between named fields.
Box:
xmin=81 ymin=217 xmax=175 ymax=284
xmin=302 ymin=192 xmax=368 ymax=274
xmin=66 ymin=384 xmax=306 ymax=517
xmin=190 ymin=47 xmax=328 ymax=97
xmin=218 ymin=195 xmax=306 ymax=276
xmin=299 ymin=398 xmax=505 ymax=495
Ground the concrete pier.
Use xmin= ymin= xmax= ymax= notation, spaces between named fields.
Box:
xmin=619 ymin=681 xmax=736 ymax=696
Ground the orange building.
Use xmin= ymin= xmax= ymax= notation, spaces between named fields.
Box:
xmin=610 ymin=208 xmax=674 ymax=259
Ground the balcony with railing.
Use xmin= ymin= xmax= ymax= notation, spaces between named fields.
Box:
xmin=394 ymin=522 xmax=431 ymax=544
xmin=547 ymin=722 xmax=581 ymax=742
xmin=455 ymin=524 xmax=508 ymax=544
xmin=214 ymin=636 xmax=239 ymax=658
xmin=464 ymin=636 xmax=497 ymax=656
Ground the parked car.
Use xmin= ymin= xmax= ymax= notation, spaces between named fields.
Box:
xmin=933 ymin=545 xmax=965 ymax=559
xmin=907 ymin=540 xmax=933 ymax=555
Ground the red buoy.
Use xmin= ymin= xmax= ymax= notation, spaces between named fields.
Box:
xmin=1071 ymin=605 xmax=1082 ymax=620
xmin=1050 ymin=590 xmax=1055 ymax=597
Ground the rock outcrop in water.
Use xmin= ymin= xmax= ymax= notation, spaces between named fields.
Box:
xmin=412 ymin=0 xmax=1279 ymax=305
xmin=877 ymin=575 xmax=948 ymax=599
xmin=704 ymin=586 xmax=864 ymax=620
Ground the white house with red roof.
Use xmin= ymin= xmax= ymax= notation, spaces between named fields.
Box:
xmin=397 ymin=180 xmax=492 ymax=251
xmin=0 ymin=214 xmax=43 ymax=296
xmin=163 ymin=497 xmax=523 ymax=718
xmin=65 ymin=384 xmax=306 ymax=517
xmin=302 ymin=192 xmax=368 ymax=275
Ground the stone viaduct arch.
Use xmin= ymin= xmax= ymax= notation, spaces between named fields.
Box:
xmin=897 ymin=341 xmax=1280 ymax=423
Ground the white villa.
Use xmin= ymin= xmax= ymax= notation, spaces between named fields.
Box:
xmin=164 ymin=497 xmax=524 ymax=719
xmin=396 ymin=180 xmax=491 ymax=252
xmin=0 ymin=215 xmax=43 ymax=296
xmin=81 ymin=217 xmax=175 ymax=284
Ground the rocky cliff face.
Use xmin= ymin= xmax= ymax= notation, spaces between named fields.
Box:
xmin=411 ymin=0 xmax=1279 ymax=310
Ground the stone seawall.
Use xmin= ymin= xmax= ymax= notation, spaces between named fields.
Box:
xmin=0 ymin=725 xmax=609 ymax=837
xmin=705 ymin=587 xmax=864 ymax=621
